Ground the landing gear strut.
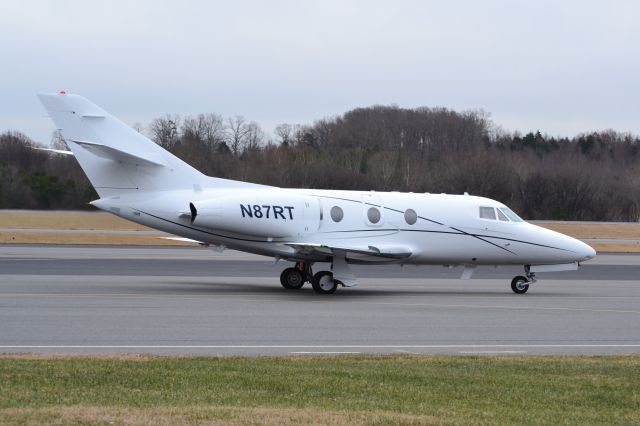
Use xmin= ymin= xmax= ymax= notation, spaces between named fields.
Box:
xmin=280 ymin=261 xmax=313 ymax=290
xmin=510 ymin=266 xmax=536 ymax=294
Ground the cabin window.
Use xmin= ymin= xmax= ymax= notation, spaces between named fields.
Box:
xmin=497 ymin=209 xmax=509 ymax=222
xmin=330 ymin=206 xmax=344 ymax=222
xmin=367 ymin=207 xmax=381 ymax=224
xmin=479 ymin=206 xmax=496 ymax=220
xmin=404 ymin=208 xmax=417 ymax=225
xmin=500 ymin=207 xmax=523 ymax=222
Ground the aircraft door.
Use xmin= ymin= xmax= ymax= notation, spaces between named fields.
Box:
xmin=302 ymin=196 xmax=321 ymax=235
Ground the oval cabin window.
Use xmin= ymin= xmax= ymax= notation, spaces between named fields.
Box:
xmin=330 ymin=206 xmax=344 ymax=222
xmin=404 ymin=209 xmax=417 ymax=225
xmin=367 ymin=207 xmax=381 ymax=224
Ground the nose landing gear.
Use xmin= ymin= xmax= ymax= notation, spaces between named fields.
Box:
xmin=511 ymin=266 xmax=536 ymax=294
xmin=510 ymin=276 xmax=529 ymax=294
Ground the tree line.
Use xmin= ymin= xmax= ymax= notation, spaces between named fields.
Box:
xmin=1 ymin=105 xmax=639 ymax=221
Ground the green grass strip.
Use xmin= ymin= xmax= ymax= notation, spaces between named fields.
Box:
xmin=1 ymin=355 xmax=638 ymax=425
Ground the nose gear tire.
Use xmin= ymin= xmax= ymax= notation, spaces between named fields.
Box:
xmin=511 ymin=276 xmax=530 ymax=294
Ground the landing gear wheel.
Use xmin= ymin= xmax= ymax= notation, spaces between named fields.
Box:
xmin=311 ymin=271 xmax=337 ymax=294
xmin=511 ymin=276 xmax=529 ymax=294
xmin=280 ymin=268 xmax=305 ymax=289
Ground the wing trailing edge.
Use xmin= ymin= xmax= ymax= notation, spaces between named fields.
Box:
xmin=285 ymin=242 xmax=412 ymax=261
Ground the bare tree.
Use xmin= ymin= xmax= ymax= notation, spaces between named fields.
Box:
xmin=274 ymin=123 xmax=293 ymax=146
xmin=50 ymin=130 xmax=68 ymax=150
xmin=182 ymin=113 xmax=225 ymax=148
xmin=225 ymin=116 xmax=251 ymax=155
xmin=245 ymin=121 xmax=264 ymax=152
xmin=149 ymin=115 xmax=181 ymax=149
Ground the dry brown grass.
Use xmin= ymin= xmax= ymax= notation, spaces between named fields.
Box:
xmin=534 ymin=221 xmax=640 ymax=239
xmin=0 ymin=210 xmax=148 ymax=230
xmin=0 ymin=406 xmax=438 ymax=426
xmin=0 ymin=232 xmax=196 ymax=246
xmin=589 ymin=243 xmax=640 ymax=253
xmin=0 ymin=210 xmax=196 ymax=245
xmin=534 ymin=221 xmax=640 ymax=253
xmin=1 ymin=211 xmax=639 ymax=251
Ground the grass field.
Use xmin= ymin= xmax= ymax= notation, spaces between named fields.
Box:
xmin=0 ymin=354 xmax=638 ymax=425
xmin=1 ymin=210 xmax=639 ymax=251
xmin=0 ymin=210 xmax=146 ymax=230
xmin=0 ymin=210 xmax=195 ymax=246
xmin=0 ymin=231 xmax=195 ymax=246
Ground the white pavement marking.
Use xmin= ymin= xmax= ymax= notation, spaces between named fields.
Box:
xmin=289 ymin=352 xmax=362 ymax=354
xmin=357 ymin=301 xmax=640 ymax=315
xmin=1 ymin=345 xmax=639 ymax=349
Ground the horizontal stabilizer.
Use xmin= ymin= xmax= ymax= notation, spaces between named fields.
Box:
xmin=70 ymin=139 xmax=166 ymax=167
xmin=31 ymin=146 xmax=74 ymax=156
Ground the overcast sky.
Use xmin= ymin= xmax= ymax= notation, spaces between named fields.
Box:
xmin=1 ymin=0 xmax=638 ymax=144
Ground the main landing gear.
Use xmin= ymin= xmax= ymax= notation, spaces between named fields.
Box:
xmin=279 ymin=262 xmax=344 ymax=294
xmin=510 ymin=266 xmax=536 ymax=294
xmin=280 ymin=261 xmax=312 ymax=290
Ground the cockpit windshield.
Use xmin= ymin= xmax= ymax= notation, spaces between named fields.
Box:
xmin=499 ymin=207 xmax=523 ymax=222
xmin=478 ymin=206 xmax=524 ymax=222
xmin=496 ymin=209 xmax=509 ymax=222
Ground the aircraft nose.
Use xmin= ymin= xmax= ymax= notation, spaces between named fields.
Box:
xmin=574 ymin=239 xmax=596 ymax=262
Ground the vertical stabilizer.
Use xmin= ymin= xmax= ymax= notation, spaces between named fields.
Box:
xmin=38 ymin=92 xmax=262 ymax=197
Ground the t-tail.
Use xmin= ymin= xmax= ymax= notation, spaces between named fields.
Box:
xmin=37 ymin=92 xmax=261 ymax=198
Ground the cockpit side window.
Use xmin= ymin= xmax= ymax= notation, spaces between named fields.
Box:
xmin=500 ymin=207 xmax=523 ymax=222
xmin=479 ymin=206 xmax=496 ymax=220
xmin=497 ymin=209 xmax=509 ymax=222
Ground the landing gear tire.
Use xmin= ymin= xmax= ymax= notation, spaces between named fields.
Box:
xmin=511 ymin=276 xmax=529 ymax=294
xmin=311 ymin=271 xmax=337 ymax=294
xmin=280 ymin=268 xmax=305 ymax=290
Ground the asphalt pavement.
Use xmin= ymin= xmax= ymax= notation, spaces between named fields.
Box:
xmin=1 ymin=245 xmax=638 ymax=355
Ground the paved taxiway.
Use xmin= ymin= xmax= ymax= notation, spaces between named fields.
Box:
xmin=1 ymin=245 xmax=639 ymax=355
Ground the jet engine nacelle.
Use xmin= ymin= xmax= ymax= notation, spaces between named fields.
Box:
xmin=190 ymin=193 xmax=320 ymax=238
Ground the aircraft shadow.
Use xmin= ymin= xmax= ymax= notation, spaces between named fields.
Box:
xmin=142 ymin=280 xmax=575 ymax=298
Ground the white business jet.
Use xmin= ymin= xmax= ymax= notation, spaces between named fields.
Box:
xmin=38 ymin=92 xmax=596 ymax=294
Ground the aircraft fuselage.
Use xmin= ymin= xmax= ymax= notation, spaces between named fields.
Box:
xmin=92 ymin=188 xmax=595 ymax=267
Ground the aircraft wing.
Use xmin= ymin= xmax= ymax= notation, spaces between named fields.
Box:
xmin=161 ymin=237 xmax=226 ymax=252
xmin=161 ymin=236 xmax=202 ymax=244
xmin=285 ymin=242 xmax=412 ymax=262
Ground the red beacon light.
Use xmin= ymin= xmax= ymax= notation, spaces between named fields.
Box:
xmin=59 ymin=90 xmax=66 ymax=95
